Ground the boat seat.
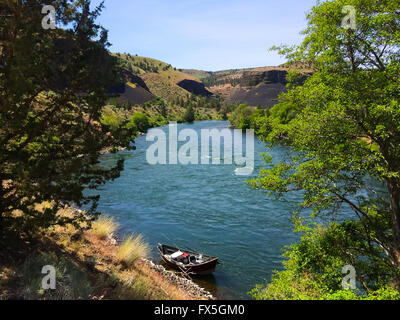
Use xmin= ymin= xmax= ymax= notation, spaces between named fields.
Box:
xmin=170 ymin=251 xmax=183 ymax=259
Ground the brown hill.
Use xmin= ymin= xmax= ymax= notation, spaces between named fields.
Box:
xmin=115 ymin=54 xmax=213 ymax=103
xmin=182 ymin=65 xmax=313 ymax=108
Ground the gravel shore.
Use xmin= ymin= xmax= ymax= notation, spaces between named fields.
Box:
xmin=142 ymin=259 xmax=215 ymax=300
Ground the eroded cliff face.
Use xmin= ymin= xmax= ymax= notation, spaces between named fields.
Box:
xmin=205 ymin=66 xmax=312 ymax=108
xmin=240 ymin=69 xmax=288 ymax=87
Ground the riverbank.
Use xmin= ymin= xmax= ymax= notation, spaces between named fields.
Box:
xmin=0 ymin=206 xmax=213 ymax=300
xmin=85 ymin=120 xmax=305 ymax=298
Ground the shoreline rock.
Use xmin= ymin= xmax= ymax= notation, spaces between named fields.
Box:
xmin=104 ymin=230 xmax=215 ymax=300
xmin=142 ymin=258 xmax=215 ymax=300
xmin=100 ymin=146 xmax=127 ymax=155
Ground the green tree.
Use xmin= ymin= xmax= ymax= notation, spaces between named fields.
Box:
xmin=100 ymin=109 xmax=138 ymax=148
xmin=183 ymin=105 xmax=195 ymax=123
xmin=228 ymin=104 xmax=266 ymax=130
xmin=228 ymin=104 xmax=249 ymax=128
xmin=130 ymin=112 xmax=151 ymax=133
xmin=250 ymin=0 xmax=400 ymax=296
xmin=0 ymin=0 xmax=127 ymax=236
xmin=251 ymin=217 xmax=400 ymax=300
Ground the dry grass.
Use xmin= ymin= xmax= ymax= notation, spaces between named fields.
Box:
xmin=1 ymin=206 xmax=200 ymax=300
xmin=91 ymin=216 xmax=118 ymax=240
xmin=57 ymin=212 xmax=195 ymax=299
xmin=117 ymin=234 xmax=150 ymax=266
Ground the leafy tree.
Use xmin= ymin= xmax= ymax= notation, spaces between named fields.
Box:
xmin=159 ymin=103 xmax=168 ymax=118
xmin=100 ymin=109 xmax=138 ymax=148
xmin=229 ymin=104 xmax=249 ymax=128
xmin=250 ymin=0 xmax=400 ymax=296
xmin=229 ymin=104 xmax=267 ymax=130
xmin=0 ymin=0 xmax=128 ymax=236
xmin=220 ymin=111 xmax=228 ymax=121
xmin=251 ymin=217 xmax=400 ymax=300
xmin=108 ymin=97 xmax=120 ymax=107
xmin=130 ymin=112 xmax=151 ymax=133
xmin=183 ymin=105 xmax=195 ymax=123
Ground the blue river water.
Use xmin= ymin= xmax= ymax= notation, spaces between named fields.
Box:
xmin=84 ymin=120 xmax=351 ymax=299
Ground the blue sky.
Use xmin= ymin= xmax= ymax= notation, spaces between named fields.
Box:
xmin=92 ymin=0 xmax=317 ymax=71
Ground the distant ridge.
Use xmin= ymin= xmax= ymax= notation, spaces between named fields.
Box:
xmin=110 ymin=52 xmax=312 ymax=108
xmin=181 ymin=64 xmax=313 ymax=108
xmin=113 ymin=54 xmax=213 ymax=104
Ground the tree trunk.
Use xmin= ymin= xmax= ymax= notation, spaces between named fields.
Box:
xmin=0 ymin=180 xmax=4 ymax=239
xmin=388 ymin=178 xmax=400 ymax=287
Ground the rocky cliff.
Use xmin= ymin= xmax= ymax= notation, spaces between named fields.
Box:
xmin=240 ymin=69 xmax=288 ymax=87
xmin=183 ymin=65 xmax=312 ymax=108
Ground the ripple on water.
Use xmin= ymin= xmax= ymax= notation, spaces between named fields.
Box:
xmin=84 ymin=121 xmax=324 ymax=299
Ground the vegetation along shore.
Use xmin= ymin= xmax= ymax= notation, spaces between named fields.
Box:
xmin=0 ymin=205 xmax=213 ymax=300
xmin=1 ymin=0 xmax=400 ymax=301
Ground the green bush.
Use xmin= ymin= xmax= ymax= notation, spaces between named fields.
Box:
xmin=183 ymin=105 xmax=195 ymax=123
xmin=18 ymin=252 xmax=92 ymax=300
xmin=250 ymin=217 xmax=400 ymax=300
xmin=229 ymin=104 xmax=267 ymax=131
xmin=130 ymin=112 xmax=151 ymax=133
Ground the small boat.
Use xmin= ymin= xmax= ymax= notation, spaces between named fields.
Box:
xmin=157 ymin=243 xmax=219 ymax=275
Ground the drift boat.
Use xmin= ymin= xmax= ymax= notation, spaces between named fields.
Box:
xmin=157 ymin=244 xmax=219 ymax=275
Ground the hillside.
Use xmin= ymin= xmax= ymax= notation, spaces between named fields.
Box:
xmin=110 ymin=53 xmax=312 ymax=109
xmin=110 ymin=53 xmax=312 ymax=110
xmin=114 ymin=54 xmax=212 ymax=103
xmin=181 ymin=64 xmax=313 ymax=108
xmin=178 ymin=69 xmax=214 ymax=81
xmin=108 ymin=68 xmax=155 ymax=105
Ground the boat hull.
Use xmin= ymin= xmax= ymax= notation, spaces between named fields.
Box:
xmin=157 ymin=244 xmax=219 ymax=275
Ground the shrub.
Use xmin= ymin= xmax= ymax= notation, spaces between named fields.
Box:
xmin=130 ymin=112 xmax=151 ymax=133
xmin=92 ymin=217 xmax=118 ymax=240
xmin=18 ymin=252 xmax=92 ymax=300
xmin=117 ymin=234 xmax=150 ymax=266
xmin=183 ymin=105 xmax=195 ymax=123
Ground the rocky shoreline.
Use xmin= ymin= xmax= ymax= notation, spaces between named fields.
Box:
xmin=142 ymin=258 xmax=215 ymax=300
xmin=105 ymin=232 xmax=215 ymax=300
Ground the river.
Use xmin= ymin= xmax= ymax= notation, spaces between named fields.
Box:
xmin=84 ymin=120 xmax=342 ymax=299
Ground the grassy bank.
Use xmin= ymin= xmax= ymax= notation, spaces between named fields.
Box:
xmin=0 ymin=207 xmax=209 ymax=300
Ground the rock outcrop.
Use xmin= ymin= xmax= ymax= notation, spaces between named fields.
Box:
xmin=240 ymin=69 xmax=289 ymax=87
xmin=177 ymin=79 xmax=213 ymax=97
xmin=189 ymin=66 xmax=313 ymax=108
